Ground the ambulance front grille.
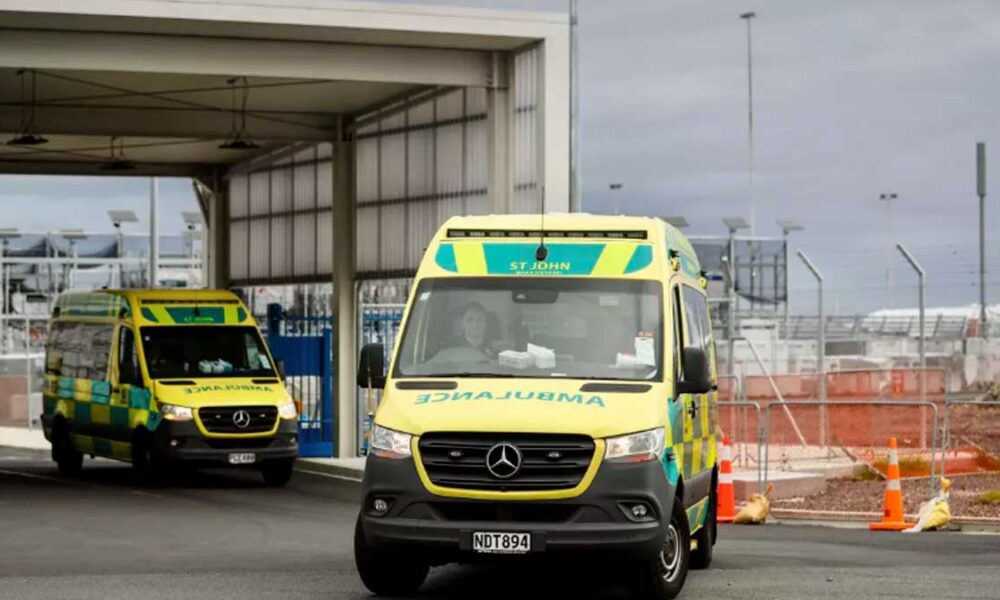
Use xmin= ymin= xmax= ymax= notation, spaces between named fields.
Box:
xmin=198 ymin=406 xmax=278 ymax=434
xmin=418 ymin=433 xmax=595 ymax=491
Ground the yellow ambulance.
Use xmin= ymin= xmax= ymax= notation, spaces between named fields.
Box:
xmin=40 ymin=289 xmax=299 ymax=486
xmin=354 ymin=215 xmax=719 ymax=599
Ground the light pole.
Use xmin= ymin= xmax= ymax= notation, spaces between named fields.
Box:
xmin=182 ymin=211 xmax=204 ymax=261
xmin=896 ymin=244 xmax=925 ymax=403
xmin=724 ymin=217 xmax=750 ymax=376
xmin=740 ymin=11 xmax=756 ymax=236
xmin=0 ymin=228 xmax=21 ymax=353
xmin=797 ymin=250 xmax=826 ymax=446
xmin=609 ymin=183 xmax=623 ymax=215
xmin=977 ymin=142 xmax=987 ymax=337
xmin=897 ymin=243 xmax=927 ymax=450
xmin=569 ymin=0 xmax=581 ymax=213
xmin=880 ymin=192 xmax=897 ymax=307
xmin=778 ymin=220 xmax=803 ymax=345
xmin=108 ymin=210 xmax=138 ymax=288
xmin=59 ymin=229 xmax=87 ymax=291
xmin=149 ymin=177 xmax=159 ymax=288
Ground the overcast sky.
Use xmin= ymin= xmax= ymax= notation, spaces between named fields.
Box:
xmin=1 ymin=0 xmax=998 ymax=314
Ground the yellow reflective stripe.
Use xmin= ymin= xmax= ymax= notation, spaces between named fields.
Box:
xmin=591 ymin=244 xmax=633 ymax=275
xmin=129 ymin=409 xmax=150 ymax=429
xmin=700 ymin=397 xmax=710 ymax=439
xmin=691 ymin=437 xmax=703 ymax=473
xmin=224 ymin=305 xmax=239 ymax=324
xmin=90 ymin=404 xmax=111 ymax=425
xmin=673 ymin=442 xmax=685 ymax=476
xmin=454 ymin=243 xmax=487 ymax=274
xmin=706 ymin=434 xmax=717 ymax=469
xmin=149 ymin=306 xmax=173 ymax=324
xmin=72 ymin=434 xmax=94 ymax=453
xmin=110 ymin=441 xmax=132 ymax=461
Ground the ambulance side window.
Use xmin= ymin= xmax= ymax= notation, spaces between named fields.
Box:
xmin=118 ymin=328 xmax=141 ymax=386
xmin=681 ymin=286 xmax=712 ymax=358
xmin=672 ymin=286 xmax=684 ymax=385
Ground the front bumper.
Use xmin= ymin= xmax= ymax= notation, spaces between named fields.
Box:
xmin=359 ymin=453 xmax=675 ymax=562
xmin=151 ymin=418 xmax=299 ymax=466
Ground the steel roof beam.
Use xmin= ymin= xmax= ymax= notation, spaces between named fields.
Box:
xmin=0 ymin=28 xmax=494 ymax=88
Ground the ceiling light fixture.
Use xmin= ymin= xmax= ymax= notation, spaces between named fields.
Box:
xmin=219 ymin=76 xmax=260 ymax=150
xmin=101 ymin=136 xmax=135 ymax=171
xmin=6 ymin=69 xmax=49 ymax=146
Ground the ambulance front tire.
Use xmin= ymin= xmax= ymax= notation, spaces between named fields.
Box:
xmin=52 ymin=419 xmax=82 ymax=476
xmin=628 ymin=497 xmax=690 ymax=600
xmin=354 ymin=515 xmax=428 ymax=596
xmin=261 ymin=458 xmax=295 ymax=487
xmin=131 ymin=428 xmax=163 ymax=480
xmin=690 ymin=484 xmax=716 ymax=570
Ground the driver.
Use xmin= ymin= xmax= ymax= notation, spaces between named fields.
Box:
xmin=429 ymin=302 xmax=494 ymax=364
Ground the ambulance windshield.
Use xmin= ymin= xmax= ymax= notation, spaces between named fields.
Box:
xmin=140 ymin=326 xmax=275 ymax=379
xmin=394 ymin=278 xmax=663 ymax=381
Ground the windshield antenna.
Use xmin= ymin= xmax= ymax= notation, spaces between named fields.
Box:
xmin=535 ymin=186 xmax=548 ymax=261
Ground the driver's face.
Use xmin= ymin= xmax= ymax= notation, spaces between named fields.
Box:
xmin=462 ymin=309 xmax=487 ymax=349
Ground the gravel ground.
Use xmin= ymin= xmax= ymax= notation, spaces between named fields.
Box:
xmin=771 ymin=472 xmax=1000 ymax=520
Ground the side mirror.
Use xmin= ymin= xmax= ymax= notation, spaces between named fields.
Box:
xmin=357 ymin=343 xmax=386 ymax=389
xmin=675 ymin=346 xmax=713 ymax=395
xmin=276 ymin=359 xmax=287 ymax=381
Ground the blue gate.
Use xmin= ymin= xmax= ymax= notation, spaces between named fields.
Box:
xmin=357 ymin=304 xmax=405 ymax=455
xmin=265 ymin=304 xmax=334 ymax=457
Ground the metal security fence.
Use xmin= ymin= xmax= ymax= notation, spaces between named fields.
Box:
xmin=357 ymin=304 xmax=405 ymax=455
xmin=941 ymin=399 xmax=1000 ymax=521
xmin=264 ymin=306 xmax=334 ymax=457
xmin=717 ymin=401 xmax=764 ymax=495
xmin=764 ymin=400 xmax=941 ymax=514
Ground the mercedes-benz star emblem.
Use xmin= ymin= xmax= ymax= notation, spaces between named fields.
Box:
xmin=485 ymin=443 xmax=522 ymax=479
xmin=232 ymin=410 xmax=252 ymax=429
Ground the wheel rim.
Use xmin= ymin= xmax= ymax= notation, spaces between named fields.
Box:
xmin=658 ymin=523 xmax=681 ymax=583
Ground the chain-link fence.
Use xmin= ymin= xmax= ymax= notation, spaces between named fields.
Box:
xmin=0 ymin=315 xmax=48 ymax=429
xmin=764 ymin=400 xmax=941 ymax=517
xmin=744 ymin=368 xmax=947 ymax=403
xmin=718 ymin=400 xmax=764 ymax=498
xmin=941 ymin=399 xmax=1000 ymax=521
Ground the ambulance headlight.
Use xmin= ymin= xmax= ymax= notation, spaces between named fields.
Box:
xmin=371 ymin=425 xmax=412 ymax=459
xmin=278 ymin=401 xmax=297 ymax=420
xmin=160 ymin=403 xmax=194 ymax=422
xmin=604 ymin=428 xmax=665 ymax=463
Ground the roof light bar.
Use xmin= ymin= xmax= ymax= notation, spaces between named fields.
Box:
xmin=446 ymin=229 xmax=647 ymax=240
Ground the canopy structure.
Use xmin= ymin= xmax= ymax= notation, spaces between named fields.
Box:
xmin=0 ymin=0 xmax=571 ymax=456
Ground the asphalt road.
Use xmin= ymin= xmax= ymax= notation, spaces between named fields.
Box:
xmin=1 ymin=446 xmax=998 ymax=600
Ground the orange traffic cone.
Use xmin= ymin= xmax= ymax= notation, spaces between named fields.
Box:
xmin=716 ymin=435 xmax=736 ymax=524
xmin=869 ymin=437 xmax=915 ymax=531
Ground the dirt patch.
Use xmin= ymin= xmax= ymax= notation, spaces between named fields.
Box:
xmin=770 ymin=472 xmax=1000 ymax=520
xmin=948 ymin=403 xmax=1000 ymax=457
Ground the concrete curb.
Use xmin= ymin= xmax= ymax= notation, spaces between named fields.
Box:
xmin=294 ymin=458 xmax=364 ymax=503
xmin=771 ymin=509 xmax=1000 ymax=534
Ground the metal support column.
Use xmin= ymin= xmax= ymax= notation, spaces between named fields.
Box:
xmin=487 ymin=51 xmax=511 ymax=215
xmin=797 ymin=250 xmax=826 ymax=445
xmin=333 ymin=123 xmax=358 ymax=458
xmin=149 ymin=177 xmax=159 ymax=288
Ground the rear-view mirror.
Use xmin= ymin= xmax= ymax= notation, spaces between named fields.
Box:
xmin=675 ymin=346 xmax=712 ymax=395
xmin=357 ymin=343 xmax=386 ymax=389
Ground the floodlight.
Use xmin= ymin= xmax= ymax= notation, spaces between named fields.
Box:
xmin=663 ymin=216 xmax=689 ymax=229
xmin=723 ymin=217 xmax=750 ymax=232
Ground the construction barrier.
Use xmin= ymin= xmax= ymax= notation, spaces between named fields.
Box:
xmin=762 ymin=400 xmax=941 ymax=516
xmin=744 ymin=368 xmax=948 ymax=404
xmin=716 ymin=401 xmax=764 ymax=499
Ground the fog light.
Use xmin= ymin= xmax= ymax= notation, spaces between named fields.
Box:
xmin=619 ymin=501 xmax=655 ymax=522
xmin=169 ymin=438 xmax=179 ymax=447
xmin=631 ymin=504 xmax=648 ymax=519
xmin=289 ymin=435 xmax=298 ymax=446
xmin=372 ymin=498 xmax=390 ymax=515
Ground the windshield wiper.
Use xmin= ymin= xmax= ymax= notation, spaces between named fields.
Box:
xmin=432 ymin=372 xmax=518 ymax=378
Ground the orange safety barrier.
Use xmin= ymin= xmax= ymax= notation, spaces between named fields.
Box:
xmin=869 ymin=437 xmax=916 ymax=531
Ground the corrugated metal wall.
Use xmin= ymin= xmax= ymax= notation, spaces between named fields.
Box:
xmin=226 ymin=46 xmax=542 ymax=285
xmin=228 ymin=144 xmax=334 ymax=283
xmin=356 ymin=87 xmax=489 ymax=277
